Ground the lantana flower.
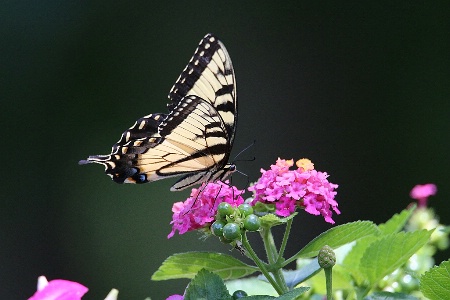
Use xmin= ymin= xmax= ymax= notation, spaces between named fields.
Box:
xmin=249 ymin=158 xmax=339 ymax=223
xmin=410 ymin=183 xmax=437 ymax=207
xmin=28 ymin=276 xmax=88 ymax=300
xmin=168 ymin=181 xmax=245 ymax=238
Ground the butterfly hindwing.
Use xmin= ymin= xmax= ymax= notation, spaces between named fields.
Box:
xmin=80 ymin=34 xmax=237 ymax=191
xmin=137 ymin=95 xmax=229 ymax=180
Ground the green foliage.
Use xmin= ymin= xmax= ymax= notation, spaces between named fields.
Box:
xmin=342 ymin=235 xmax=380 ymax=285
xmin=252 ymin=202 xmax=276 ymax=214
xmin=241 ymin=287 xmax=309 ymax=300
xmin=420 ymin=260 xmax=450 ymax=300
xmin=153 ymin=205 xmax=447 ymax=299
xmin=294 ymin=221 xmax=379 ymax=258
xmin=378 ymin=205 xmax=416 ymax=235
xmin=303 ymin=263 xmax=353 ymax=294
xmin=272 ymin=287 xmax=310 ymax=299
xmin=360 ymin=230 xmax=433 ymax=285
xmin=364 ymin=291 xmax=419 ymax=299
xmin=226 ymin=277 xmax=278 ymax=296
xmin=259 ymin=213 xmax=297 ymax=228
xmin=184 ymin=269 xmax=232 ymax=300
xmin=227 ymin=276 xmax=313 ymax=299
xmin=151 ymin=252 xmax=258 ymax=281
xmin=285 ymin=259 xmax=322 ymax=288
xmin=341 ymin=207 xmax=423 ymax=286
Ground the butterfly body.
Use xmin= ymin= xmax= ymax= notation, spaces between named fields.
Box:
xmin=80 ymin=34 xmax=237 ymax=191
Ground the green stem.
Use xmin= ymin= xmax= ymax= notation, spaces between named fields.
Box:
xmin=241 ymin=233 xmax=284 ymax=295
xmin=324 ymin=267 xmax=333 ymax=300
xmin=281 ymin=253 xmax=297 ymax=268
xmin=260 ymin=227 xmax=288 ymax=293
xmin=356 ymin=286 xmax=371 ymax=300
xmin=273 ymin=268 xmax=288 ymax=294
xmin=260 ymin=227 xmax=278 ymax=263
xmin=277 ymin=218 xmax=292 ymax=264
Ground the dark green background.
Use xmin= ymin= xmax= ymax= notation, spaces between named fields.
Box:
xmin=2 ymin=1 xmax=449 ymax=299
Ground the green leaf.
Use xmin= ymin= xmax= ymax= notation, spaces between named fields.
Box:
xmin=420 ymin=260 xmax=450 ymax=300
xmin=253 ymin=202 xmax=276 ymax=214
xmin=365 ymin=291 xmax=419 ymax=299
xmin=226 ymin=277 xmax=278 ymax=297
xmin=284 ymin=259 xmax=321 ymax=288
xmin=305 ymin=264 xmax=354 ymax=294
xmin=226 ymin=278 xmax=309 ymax=299
xmin=378 ymin=205 xmax=416 ymax=235
xmin=184 ymin=269 xmax=232 ymax=300
xmin=441 ymin=225 xmax=450 ymax=234
xmin=151 ymin=252 xmax=258 ymax=281
xmin=259 ymin=213 xmax=297 ymax=228
xmin=360 ymin=230 xmax=433 ymax=285
xmin=274 ymin=287 xmax=310 ymax=299
xmin=242 ymin=287 xmax=310 ymax=300
xmin=341 ymin=235 xmax=380 ymax=285
xmin=294 ymin=221 xmax=379 ymax=258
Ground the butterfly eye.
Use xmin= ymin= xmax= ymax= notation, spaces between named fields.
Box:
xmin=229 ymin=165 xmax=237 ymax=172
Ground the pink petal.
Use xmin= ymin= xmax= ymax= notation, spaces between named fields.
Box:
xmin=29 ymin=279 xmax=88 ymax=300
xmin=166 ymin=295 xmax=184 ymax=300
xmin=410 ymin=184 xmax=437 ymax=200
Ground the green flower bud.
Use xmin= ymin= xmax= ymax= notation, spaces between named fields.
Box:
xmin=318 ymin=245 xmax=336 ymax=269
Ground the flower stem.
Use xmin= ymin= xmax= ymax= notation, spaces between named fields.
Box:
xmin=273 ymin=268 xmax=288 ymax=294
xmin=324 ymin=267 xmax=333 ymax=300
xmin=259 ymin=227 xmax=288 ymax=293
xmin=318 ymin=246 xmax=336 ymax=300
xmin=241 ymin=233 xmax=284 ymax=295
xmin=260 ymin=227 xmax=278 ymax=263
xmin=277 ymin=218 xmax=292 ymax=264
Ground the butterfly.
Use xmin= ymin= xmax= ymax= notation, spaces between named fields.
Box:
xmin=79 ymin=33 xmax=237 ymax=191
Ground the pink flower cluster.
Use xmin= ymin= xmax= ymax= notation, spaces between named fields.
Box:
xmin=249 ymin=158 xmax=340 ymax=224
xmin=168 ymin=181 xmax=244 ymax=238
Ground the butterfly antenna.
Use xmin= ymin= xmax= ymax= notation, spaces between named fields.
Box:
xmin=235 ymin=169 xmax=251 ymax=189
xmin=232 ymin=140 xmax=256 ymax=163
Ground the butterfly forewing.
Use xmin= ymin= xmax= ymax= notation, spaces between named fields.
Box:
xmin=80 ymin=33 xmax=237 ymax=191
xmin=168 ymin=34 xmax=236 ymax=144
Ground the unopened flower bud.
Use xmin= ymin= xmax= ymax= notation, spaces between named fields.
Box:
xmin=318 ymin=245 xmax=336 ymax=269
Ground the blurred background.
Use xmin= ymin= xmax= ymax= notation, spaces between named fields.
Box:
xmin=1 ymin=1 xmax=449 ymax=299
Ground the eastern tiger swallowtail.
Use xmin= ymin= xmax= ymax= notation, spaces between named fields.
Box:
xmin=79 ymin=33 xmax=237 ymax=191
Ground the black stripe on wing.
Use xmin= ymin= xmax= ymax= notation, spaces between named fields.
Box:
xmin=152 ymin=95 xmax=231 ymax=175
xmin=111 ymin=113 xmax=165 ymax=154
xmin=168 ymin=34 xmax=224 ymax=105
xmin=79 ymin=113 xmax=167 ymax=183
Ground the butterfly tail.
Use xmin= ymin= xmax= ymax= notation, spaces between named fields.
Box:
xmin=78 ymin=155 xmax=110 ymax=165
